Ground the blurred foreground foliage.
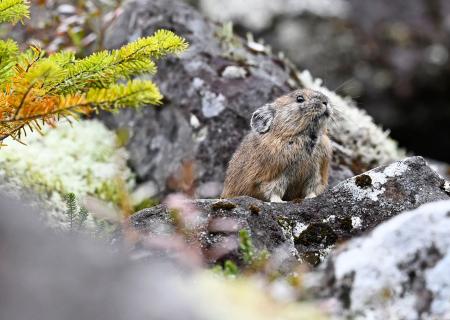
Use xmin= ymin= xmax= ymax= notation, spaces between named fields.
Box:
xmin=0 ymin=0 xmax=188 ymax=145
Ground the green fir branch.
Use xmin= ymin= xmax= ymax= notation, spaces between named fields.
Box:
xmin=0 ymin=0 xmax=29 ymax=24
xmin=46 ymin=29 xmax=188 ymax=95
xmin=0 ymin=0 xmax=188 ymax=144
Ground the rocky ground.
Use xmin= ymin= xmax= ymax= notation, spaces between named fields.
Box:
xmin=321 ymin=200 xmax=450 ymax=319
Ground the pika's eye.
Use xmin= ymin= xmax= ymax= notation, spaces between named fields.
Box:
xmin=296 ymin=95 xmax=305 ymax=103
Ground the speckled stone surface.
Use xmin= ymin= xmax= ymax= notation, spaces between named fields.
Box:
xmin=131 ymin=157 xmax=450 ymax=266
xmin=322 ymin=199 xmax=450 ymax=320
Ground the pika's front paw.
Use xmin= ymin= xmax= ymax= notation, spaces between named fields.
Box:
xmin=305 ymin=192 xmax=317 ymax=199
xmin=270 ymin=195 xmax=285 ymax=203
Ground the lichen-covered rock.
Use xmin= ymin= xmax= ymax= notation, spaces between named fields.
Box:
xmin=131 ymin=157 xmax=450 ymax=266
xmin=100 ymin=0 xmax=403 ymax=198
xmin=322 ymin=200 xmax=450 ymax=320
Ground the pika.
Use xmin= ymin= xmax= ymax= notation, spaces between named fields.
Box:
xmin=221 ymin=89 xmax=332 ymax=202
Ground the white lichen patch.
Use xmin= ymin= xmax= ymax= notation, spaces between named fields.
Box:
xmin=221 ymin=65 xmax=247 ymax=79
xmin=383 ymin=160 xmax=409 ymax=177
xmin=443 ymin=181 xmax=450 ymax=194
xmin=201 ymin=91 xmax=226 ymax=118
xmin=318 ymin=246 xmax=335 ymax=263
xmin=0 ymin=120 xmax=134 ymax=225
xmin=425 ymin=254 xmax=450 ymax=316
xmin=246 ymin=40 xmax=266 ymax=53
xmin=339 ymin=159 xmax=409 ymax=201
xmin=351 ymin=216 xmax=362 ymax=229
xmin=333 ymin=200 xmax=450 ymax=319
xmin=322 ymin=215 xmax=336 ymax=224
xmin=299 ymin=70 xmax=405 ymax=167
xmin=293 ymin=222 xmax=308 ymax=238
xmin=192 ymin=77 xmax=205 ymax=89
xmin=190 ymin=113 xmax=201 ymax=128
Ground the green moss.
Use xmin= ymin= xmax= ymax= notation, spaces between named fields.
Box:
xmin=211 ymin=260 xmax=240 ymax=278
xmin=115 ymin=127 xmax=130 ymax=147
xmin=96 ymin=180 xmax=122 ymax=204
xmin=239 ymin=229 xmax=255 ymax=264
xmin=239 ymin=229 xmax=270 ymax=270
xmin=223 ymin=260 xmax=239 ymax=276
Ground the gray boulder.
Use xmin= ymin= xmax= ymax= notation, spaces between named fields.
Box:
xmin=131 ymin=156 xmax=450 ymax=266
xmin=321 ymin=199 xmax=450 ymax=320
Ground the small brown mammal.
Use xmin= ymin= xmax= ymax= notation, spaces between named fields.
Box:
xmin=222 ymin=88 xmax=332 ymax=202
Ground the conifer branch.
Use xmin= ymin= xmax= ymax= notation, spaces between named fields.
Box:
xmin=0 ymin=1 xmax=188 ymax=144
xmin=0 ymin=39 xmax=19 ymax=85
xmin=0 ymin=0 xmax=29 ymax=24
xmin=46 ymin=29 xmax=188 ymax=95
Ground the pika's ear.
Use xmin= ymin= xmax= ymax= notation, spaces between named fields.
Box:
xmin=251 ymin=104 xmax=275 ymax=134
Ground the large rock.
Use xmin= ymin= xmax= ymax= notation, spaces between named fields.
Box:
xmin=131 ymin=157 xmax=450 ymax=266
xmin=321 ymin=199 xmax=450 ymax=320
xmin=100 ymin=0 xmax=403 ymax=198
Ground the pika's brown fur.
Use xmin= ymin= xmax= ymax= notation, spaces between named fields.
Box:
xmin=222 ymin=89 xmax=332 ymax=202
